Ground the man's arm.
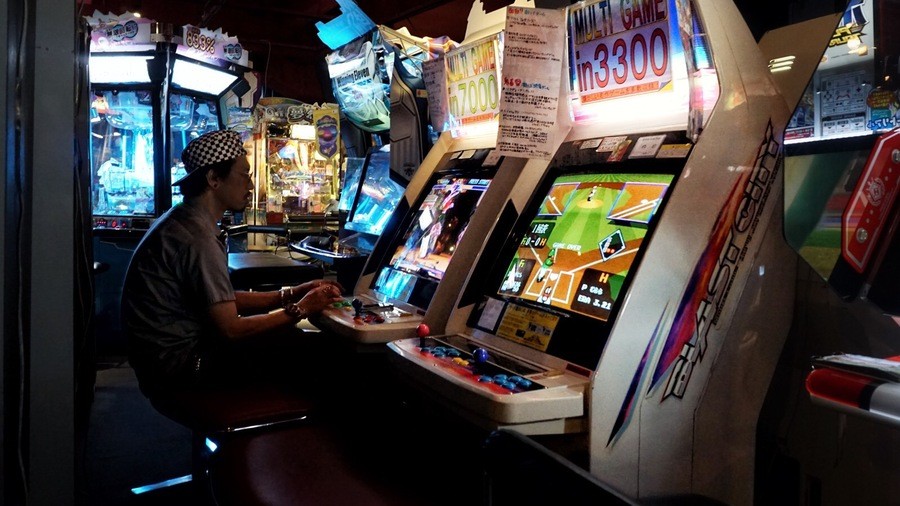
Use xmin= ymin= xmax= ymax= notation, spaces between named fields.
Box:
xmin=233 ymin=290 xmax=282 ymax=315
xmin=208 ymin=300 xmax=295 ymax=341
xmin=210 ymin=284 xmax=343 ymax=342
xmin=234 ymin=279 xmax=345 ymax=315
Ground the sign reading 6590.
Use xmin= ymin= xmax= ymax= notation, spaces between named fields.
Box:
xmin=185 ymin=26 xmax=216 ymax=54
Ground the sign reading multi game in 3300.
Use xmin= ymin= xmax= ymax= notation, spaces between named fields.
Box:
xmin=569 ymin=0 xmax=672 ymax=104
xmin=445 ymin=35 xmax=502 ymax=129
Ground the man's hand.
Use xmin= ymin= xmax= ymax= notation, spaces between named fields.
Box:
xmin=291 ymin=279 xmax=345 ymax=300
xmin=289 ymin=284 xmax=344 ymax=318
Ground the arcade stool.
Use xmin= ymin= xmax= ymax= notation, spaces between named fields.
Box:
xmin=132 ymin=382 xmax=318 ymax=500
xmin=227 ymin=252 xmax=323 ymax=292
xmin=208 ymin=423 xmax=425 ymax=506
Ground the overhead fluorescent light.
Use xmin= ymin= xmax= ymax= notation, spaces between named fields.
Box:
xmin=90 ymin=54 xmax=154 ymax=84
xmin=768 ymin=55 xmax=796 ymax=73
xmin=172 ymin=57 xmax=239 ymax=96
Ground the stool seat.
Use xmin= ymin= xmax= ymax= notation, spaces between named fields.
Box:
xmin=209 ymin=424 xmax=426 ymax=506
xmin=227 ymin=252 xmax=323 ymax=291
xmin=150 ymin=383 xmax=317 ymax=434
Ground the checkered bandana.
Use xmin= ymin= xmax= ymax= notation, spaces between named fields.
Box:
xmin=173 ymin=130 xmax=247 ymax=186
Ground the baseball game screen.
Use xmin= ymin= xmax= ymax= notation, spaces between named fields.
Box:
xmin=498 ymin=172 xmax=673 ymax=321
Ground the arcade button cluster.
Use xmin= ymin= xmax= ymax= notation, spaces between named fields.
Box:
xmin=330 ymin=298 xmax=386 ymax=324
xmin=414 ymin=339 xmax=539 ymax=394
xmin=93 ymin=216 xmax=151 ymax=231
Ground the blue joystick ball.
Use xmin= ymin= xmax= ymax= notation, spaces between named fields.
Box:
xmin=472 ymin=348 xmax=490 ymax=364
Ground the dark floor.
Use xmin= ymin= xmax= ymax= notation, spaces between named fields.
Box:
xmin=79 ymin=360 xmax=195 ymax=505
xmin=78 ymin=343 xmax=492 ymax=506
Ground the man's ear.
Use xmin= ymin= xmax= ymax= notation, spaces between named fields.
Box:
xmin=206 ymin=168 xmax=220 ymax=190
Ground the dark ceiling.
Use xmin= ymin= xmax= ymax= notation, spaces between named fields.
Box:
xmin=80 ymin=0 xmax=831 ymax=103
xmin=82 ymin=0 xmax=511 ymax=102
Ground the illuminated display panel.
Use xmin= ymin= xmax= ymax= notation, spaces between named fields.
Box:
xmin=784 ymin=143 xmax=873 ymax=281
xmin=345 ymin=150 xmax=405 ymax=236
xmin=566 ymin=0 xmax=696 ymax=135
xmin=498 ymin=172 xmax=673 ymax=322
xmin=338 ymin=157 xmax=366 ymax=212
xmin=171 ymin=58 xmax=239 ymax=96
xmin=445 ymin=33 xmax=502 ymax=139
xmin=89 ymin=54 xmax=153 ymax=84
xmin=374 ymin=175 xmax=491 ymax=303
xmin=785 ymin=0 xmax=881 ymax=144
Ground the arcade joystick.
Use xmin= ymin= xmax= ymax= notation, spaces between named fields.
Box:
xmin=416 ymin=323 xmax=430 ymax=346
xmin=351 ymin=298 xmax=363 ymax=317
xmin=472 ymin=347 xmax=491 ymax=374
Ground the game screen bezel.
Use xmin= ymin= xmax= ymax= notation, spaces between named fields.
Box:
xmin=470 ymin=161 xmax=681 ymax=369
xmin=371 ymin=167 xmax=495 ymax=307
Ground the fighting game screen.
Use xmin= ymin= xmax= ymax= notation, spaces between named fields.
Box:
xmin=498 ymin=173 xmax=673 ymax=322
xmin=345 ymin=150 xmax=405 ymax=236
xmin=338 ymin=157 xmax=366 ymax=213
xmin=374 ymin=176 xmax=491 ymax=303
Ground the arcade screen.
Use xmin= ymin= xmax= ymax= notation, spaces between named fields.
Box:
xmin=345 ymin=149 xmax=405 ymax=236
xmin=498 ymin=172 xmax=673 ymax=322
xmin=784 ymin=147 xmax=871 ymax=281
xmin=338 ymin=157 xmax=366 ymax=212
xmin=374 ymin=175 xmax=492 ymax=302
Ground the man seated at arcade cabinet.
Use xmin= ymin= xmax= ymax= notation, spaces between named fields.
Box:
xmin=122 ymin=130 xmax=342 ymax=400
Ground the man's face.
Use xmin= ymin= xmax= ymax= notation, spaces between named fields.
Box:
xmin=214 ymin=156 xmax=253 ymax=212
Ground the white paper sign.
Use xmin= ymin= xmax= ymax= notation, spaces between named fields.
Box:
xmin=496 ymin=6 xmax=568 ymax=159
xmin=423 ymin=57 xmax=449 ymax=132
xmin=629 ymin=134 xmax=666 ymax=158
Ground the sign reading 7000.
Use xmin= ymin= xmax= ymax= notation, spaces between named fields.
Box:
xmin=569 ymin=0 xmax=672 ymax=104
xmin=445 ymin=36 xmax=502 ymax=127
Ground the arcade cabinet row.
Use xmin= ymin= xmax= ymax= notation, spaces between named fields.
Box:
xmin=311 ymin=0 xmax=796 ymax=503
xmin=309 ymin=0 xmax=900 ymax=503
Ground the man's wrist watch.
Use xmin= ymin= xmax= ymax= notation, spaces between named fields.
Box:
xmin=280 ymin=286 xmax=297 ymax=307
xmin=285 ymin=301 xmax=307 ymax=320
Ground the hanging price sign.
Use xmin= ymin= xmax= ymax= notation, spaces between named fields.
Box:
xmin=445 ymin=35 xmax=502 ymax=129
xmin=569 ymin=0 xmax=672 ymax=104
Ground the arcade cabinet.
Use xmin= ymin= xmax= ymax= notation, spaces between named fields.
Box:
xmin=389 ymin=0 xmax=807 ymax=503
xmin=293 ymin=146 xmax=405 ymax=289
xmin=755 ymin=2 xmax=900 ymax=504
xmin=87 ymin=13 xmax=251 ymax=357
xmin=293 ymin=25 xmax=436 ymax=288
xmin=313 ymin=0 xmax=541 ymax=344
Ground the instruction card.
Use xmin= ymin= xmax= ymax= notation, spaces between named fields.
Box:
xmin=496 ymin=6 xmax=568 ymax=160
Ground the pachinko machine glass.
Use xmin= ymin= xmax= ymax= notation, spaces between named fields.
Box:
xmin=90 ymin=90 xmax=156 ymax=218
xmin=170 ymin=94 xmax=221 ymax=206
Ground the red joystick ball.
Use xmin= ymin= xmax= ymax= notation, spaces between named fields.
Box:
xmin=416 ymin=323 xmax=430 ymax=338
